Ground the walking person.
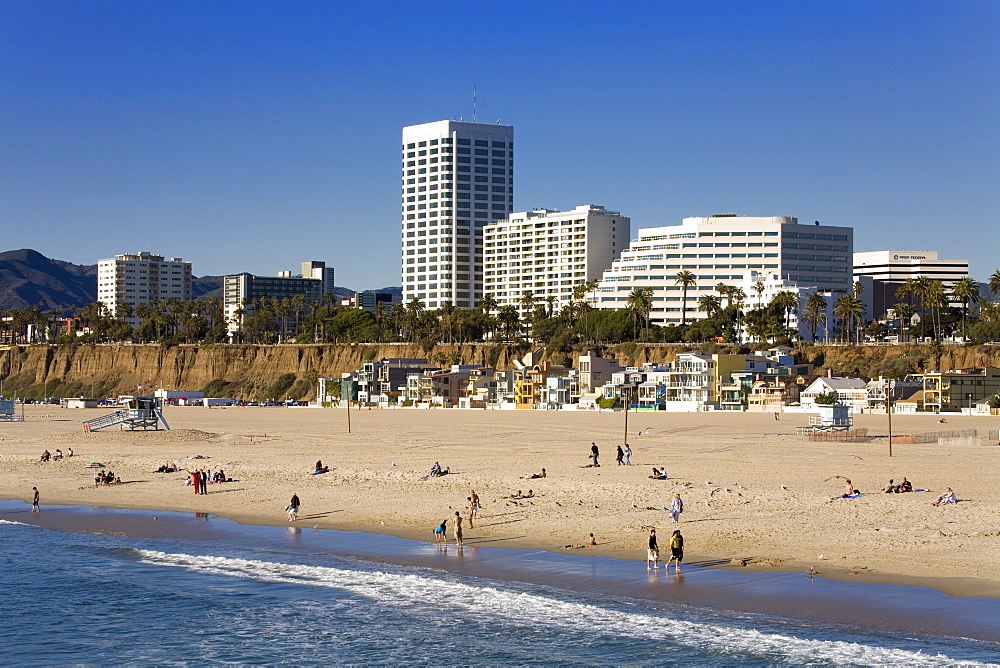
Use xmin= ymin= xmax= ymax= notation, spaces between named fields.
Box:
xmin=470 ymin=489 xmax=480 ymax=522
xmin=616 ymin=445 xmax=625 ymax=466
xmin=452 ymin=511 xmax=464 ymax=546
xmin=466 ymin=496 xmax=476 ymax=529
xmin=286 ymin=493 xmax=300 ymax=521
xmin=668 ymin=529 xmax=684 ymax=574
xmin=590 ymin=442 xmax=600 ymax=467
xmin=647 ymin=529 xmax=659 ymax=569
xmin=624 ymin=444 xmax=632 ymax=466
xmin=669 ymin=493 xmax=684 ymax=523
xmin=31 ymin=487 xmax=40 ymax=512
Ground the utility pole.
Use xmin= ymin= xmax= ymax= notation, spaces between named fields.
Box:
xmin=887 ymin=380 xmax=893 ymax=457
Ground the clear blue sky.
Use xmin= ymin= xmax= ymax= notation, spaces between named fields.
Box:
xmin=2 ymin=0 xmax=998 ymax=289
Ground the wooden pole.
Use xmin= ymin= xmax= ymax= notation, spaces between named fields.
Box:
xmin=887 ymin=380 xmax=893 ymax=458
xmin=346 ymin=397 xmax=352 ymax=434
xmin=623 ymin=389 xmax=629 ymax=447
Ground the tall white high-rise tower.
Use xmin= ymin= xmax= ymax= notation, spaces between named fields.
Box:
xmin=401 ymin=120 xmax=514 ymax=309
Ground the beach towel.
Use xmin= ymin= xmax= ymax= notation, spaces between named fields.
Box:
xmin=838 ymin=493 xmax=865 ymax=500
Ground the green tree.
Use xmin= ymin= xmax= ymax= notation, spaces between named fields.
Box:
xmin=951 ymin=276 xmax=980 ymax=341
xmin=989 ymin=269 xmax=1000 ymax=297
xmin=802 ymin=292 xmax=828 ymax=342
xmin=625 ymin=287 xmax=653 ymax=340
xmin=697 ymin=294 xmax=721 ymax=318
xmin=833 ymin=294 xmax=864 ymax=343
xmin=675 ymin=270 xmax=696 ymax=326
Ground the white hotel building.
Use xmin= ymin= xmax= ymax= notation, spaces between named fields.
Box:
xmin=97 ymin=252 xmax=192 ymax=324
xmin=401 ymin=120 xmax=514 ymax=310
xmin=590 ymin=215 xmax=853 ymax=325
xmin=483 ymin=205 xmax=630 ymax=317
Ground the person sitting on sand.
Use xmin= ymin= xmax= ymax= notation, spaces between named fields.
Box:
xmin=67 ymin=448 xmax=73 ymax=457
xmin=833 ymin=479 xmax=856 ymax=499
xmin=40 ymin=450 xmax=51 ymax=462
xmin=429 ymin=462 xmax=442 ymax=477
xmin=883 ymin=479 xmax=896 ymax=493
xmin=588 ymin=533 xmax=597 ymax=546
xmin=54 ymin=449 xmax=63 ymax=460
xmin=931 ymin=488 xmax=957 ymax=506
xmin=938 ymin=417 xmax=947 ymax=423
xmin=649 ymin=467 xmax=668 ymax=480
xmin=897 ymin=478 xmax=912 ymax=493
xmin=315 ymin=460 xmax=324 ymax=474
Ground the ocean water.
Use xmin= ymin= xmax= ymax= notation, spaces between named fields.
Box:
xmin=1 ymin=513 xmax=998 ymax=665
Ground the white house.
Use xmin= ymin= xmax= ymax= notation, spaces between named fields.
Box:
xmin=800 ymin=377 xmax=869 ymax=411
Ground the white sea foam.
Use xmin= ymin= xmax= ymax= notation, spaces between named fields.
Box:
xmin=134 ymin=549 xmax=970 ymax=665
xmin=0 ymin=519 xmax=30 ymax=526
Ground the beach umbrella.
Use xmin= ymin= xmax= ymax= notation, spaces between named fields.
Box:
xmin=84 ymin=462 xmax=105 ymax=468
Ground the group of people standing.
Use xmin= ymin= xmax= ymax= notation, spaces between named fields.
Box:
xmin=647 ymin=528 xmax=684 ymax=573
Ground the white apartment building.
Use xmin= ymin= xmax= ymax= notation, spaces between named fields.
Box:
xmin=97 ymin=252 xmax=192 ymax=324
xmin=401 ymin=120 xmax=514 ymax=310
xmin=853 ymin=250 xmax=969 ymax=318
xmin=591 ymin=215 xmax=853 ymax=325
xmin=738 ymin=270 xmax=835 ymax=342
xmin=483 ymin=205 xmax=630 ymax=317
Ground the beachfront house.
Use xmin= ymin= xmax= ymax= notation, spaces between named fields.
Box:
xmin=921 ymin=367 xmax=1000 ymax=412
xmin=864 ymin=375 xmax=923 ymax=410
xmin=800 ymin=377 xmax=869 ymax=411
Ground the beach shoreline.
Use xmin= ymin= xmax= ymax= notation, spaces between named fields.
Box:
xmin=5 ymin=499 xmax=1000 ymax=645
xmin=2 ymin=405 xmax=998 ymax=600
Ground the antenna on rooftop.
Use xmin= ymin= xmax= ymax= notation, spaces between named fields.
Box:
xmin=472 ymin=85 xmax=478 ymax=122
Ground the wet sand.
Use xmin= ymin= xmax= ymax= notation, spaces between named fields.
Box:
xmin=5 ymin=500 xmax=1000 ymax=644
xmin=1 ymin=404 xmax=998 ymax=598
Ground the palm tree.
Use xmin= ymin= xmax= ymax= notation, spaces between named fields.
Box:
xmin=478 ymin=293 xmax=498 ymax=315
xmin=853 ymin=280 xmax=865 ymax=298
xmin=404 ymin=297 xmax=425 ymax=342
xmin=698 ymin=294 xmax=721 ymax=318
xmin=989 ymin=269 xmax=1000 ymax=297
xmin=833 ymin=294 xmax=864 ymax=343
xmin=675 ymin=270 xmax=696 ymax=326
xmin=518 ymin=291 xmax=537 ymax=338
xmin=772 ymin=291 xmax=799 ymax=331
xmin=715 ymin=282 xmax=735 ymax=307
xmin=912 ymin=276 xmax=934 ymax=339
xmin=497 ymin=305 xmax=520 ymax=341
xmin=752 ymin=279 xmax=766 ymax=308
xmin=802 ymin=292 xmax=828 ymax=342
xmin=544 ymin=295 xmax=557 ymax=319
xmin=891 ymin=302 xmax=913 ymax=343
xmin=626 ymin=287 xmax=653 ymax=340
xmin=925 ymin=280 xmax=947 ymax=340
xmin=951 ymin=276 xmax=980 ymax=341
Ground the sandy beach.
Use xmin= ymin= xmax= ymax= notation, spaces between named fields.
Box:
xmin=2 ymin=404 xmax=998 ymax=598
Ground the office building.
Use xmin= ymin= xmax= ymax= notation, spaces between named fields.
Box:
xmin=301 ymin=261 xmax=336 ymax=296
xmin=853 ymin=250 xmax=969 ymax=318
xmin=401 ymin=120 xmax=514 ymax=310
xmin=97 ymin=252 xmax=192 ymax=324
xmin=591 ymin=215 xmax=853 ymax=325
xmin=483 ymin=205 xmax=630 ymax=318
xmin=223 ymin=266 xmax=327 ymax=338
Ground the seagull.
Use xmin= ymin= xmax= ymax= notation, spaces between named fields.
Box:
xmin=724 ymin=487 xmax=731 ymax=493
xmin=380 ymin=521 xmax=385 ymax=525
xmin=705 ymin=500 xmax=711 ymax=506
xmin=817 ymin=554 xmax=825 ymax=560
xmin=638 ymin=428 xmax=651 ymax=436
xmin=631 ymin=502 xmax=638 ymax=508
xmin=705 ymin=481 xmax=712 ymax=485
xmin=391 ymin=462 xmax=396 ymax=467
xmin=781 ymin=485 xmax=788 ymax=490
xmin=736 ymin=483 xmax=743 ymax=489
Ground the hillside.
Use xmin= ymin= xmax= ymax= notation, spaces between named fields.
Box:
xmin=0 ymin=249 xmax=397 ymax=311
xmin=1 ymin=342 xmax=998 ymax=402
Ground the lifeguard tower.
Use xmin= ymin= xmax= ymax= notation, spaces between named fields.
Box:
xmin=797 ymin=404 xmax=853 ymax=434
xmin=83 ymin=396 xmax=170 ymax=431
xmin=0 ymin=399 xmax=24 ymax=422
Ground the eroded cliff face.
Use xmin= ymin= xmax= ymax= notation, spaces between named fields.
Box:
xmin=1 ymin=343 xmax=998 ymax=400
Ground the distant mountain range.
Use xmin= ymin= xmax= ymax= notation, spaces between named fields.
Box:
xmin=0 ymin=249 xmax=400 ymax=311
